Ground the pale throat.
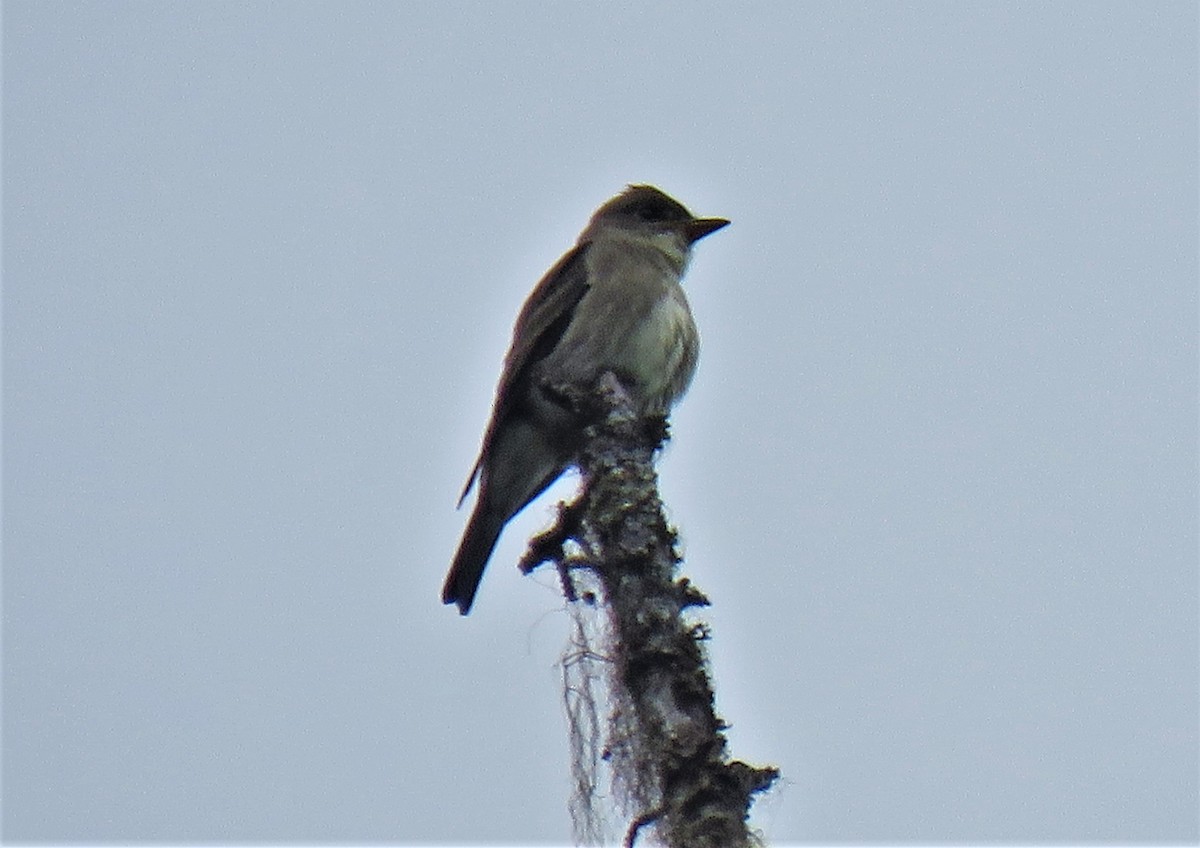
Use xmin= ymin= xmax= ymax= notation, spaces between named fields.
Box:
xmin=604 ymin=228 xmax=691 ymax=275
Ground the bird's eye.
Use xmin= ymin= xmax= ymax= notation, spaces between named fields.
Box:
xmin=636 ymin=202 xmax=671 ymax=222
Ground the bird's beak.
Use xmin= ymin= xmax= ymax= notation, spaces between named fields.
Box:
xmin=683 ymin=217 xmax=731 ymax=244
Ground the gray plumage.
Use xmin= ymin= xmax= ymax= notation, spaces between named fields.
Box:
xmin=443 ymin=185 xmax=728 ymax=614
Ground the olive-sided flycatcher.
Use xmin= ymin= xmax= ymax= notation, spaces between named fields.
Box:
xmin=443 ymin=185 xmax=729 ymax=614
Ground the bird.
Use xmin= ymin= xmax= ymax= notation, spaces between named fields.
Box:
xmin=443 ymin=185 xmax=729 ymax=614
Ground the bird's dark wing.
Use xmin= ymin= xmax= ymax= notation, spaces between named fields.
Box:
xmin=458 ymin=241 xmax=592 ymax=505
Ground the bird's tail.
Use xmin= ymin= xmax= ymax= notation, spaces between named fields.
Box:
xmin=442 ymin=501 xmax=505 ymax=615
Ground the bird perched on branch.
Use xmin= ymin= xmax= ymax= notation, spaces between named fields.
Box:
xmin=443 ymin=185 xmax=729 ymax=614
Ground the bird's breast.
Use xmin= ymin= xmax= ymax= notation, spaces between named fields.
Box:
xmin=535 ymin=239 xmax=700 ymax=415
xmin=540 ymin=284 xmax=698 ymax=416
xmin=615 ymin=290 xmax=698 ymax=412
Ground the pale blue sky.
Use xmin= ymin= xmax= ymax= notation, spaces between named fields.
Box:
xmin=4 ymin=2 xmax=1197 ymax=843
